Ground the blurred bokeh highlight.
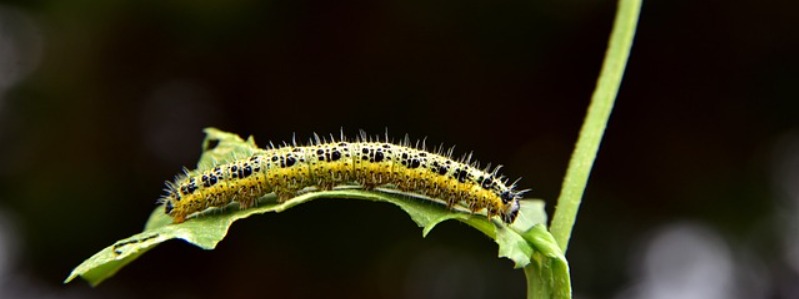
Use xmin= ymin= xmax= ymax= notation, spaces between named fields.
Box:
xmin=0 ymin=0 xmax=796 ymax=298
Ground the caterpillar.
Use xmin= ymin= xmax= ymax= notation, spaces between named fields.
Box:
xmin=160 ymin=132 xmax=528 ymax=224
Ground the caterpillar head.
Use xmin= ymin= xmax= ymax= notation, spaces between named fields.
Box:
xmin=501 ymin=199 xmax=520 ymax=223
xmin=499 ymin=189 xmax=525 ymax=223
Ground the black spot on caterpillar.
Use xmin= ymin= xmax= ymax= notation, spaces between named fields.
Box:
xmin=160 ymin=132 xmax=528 ymax=224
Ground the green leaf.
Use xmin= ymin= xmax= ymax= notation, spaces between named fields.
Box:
xmin=65 ymin=128 xmax=554 ymax=286
xmin=196 ymin=127 xmax=261 ymax=170
xmin=522 ymin=225 xmax=571 ymax=299
xmin=65 ymin=189 xmax=550 ymax=286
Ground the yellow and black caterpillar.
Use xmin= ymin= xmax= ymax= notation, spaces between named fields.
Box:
xmin=160 ymin=133 xmax=527 ymax=224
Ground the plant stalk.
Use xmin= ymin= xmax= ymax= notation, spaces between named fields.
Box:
xmin=548 ymin=0 xmax=642 ymax=253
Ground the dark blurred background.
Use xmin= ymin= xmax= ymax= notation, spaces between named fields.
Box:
xmin=0 ymin=0 xmax=796 ymax=298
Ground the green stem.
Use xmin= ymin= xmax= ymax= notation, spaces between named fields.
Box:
xmin=547 ymin=0 xmax=641 ymax=253
xmin=525 ymin=257 xmax=550 ymax=299
xmin=522 ymin=0 xmax=641 ymax=297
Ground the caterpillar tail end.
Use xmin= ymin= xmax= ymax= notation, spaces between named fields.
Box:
xmin=163 ymin=200 xmax=187 ymax=224
xmin=172 ymin=214 xmax=186 ymax=224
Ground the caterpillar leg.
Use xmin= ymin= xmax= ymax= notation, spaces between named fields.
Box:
xmin=443 ymin=190 xmax=460 ymax=209
xmin=468 ymin=201 xmax=481 ymax=213
xmin=238 ymin=185 xmax=263 ymax=209
xmin=360 ymin=182 xmax=377 ymax=191
xmin=485 ymin=205 xmax=498 ymax=220
xmin=275 ymin=191 xmax=296 ymax=203
xmin=238 ymin=196 xmax=257 ymax=209
xmin=172 ymin=213 xmax=186 ymax=224
xmin=318 ymin=181 xmax=335 ymax=191
xmin=445 ymin=197 xmax=457 ymax=209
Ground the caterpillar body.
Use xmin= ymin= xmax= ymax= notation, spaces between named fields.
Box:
xmin=160 ymin=133 xmax=528 ymax=224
